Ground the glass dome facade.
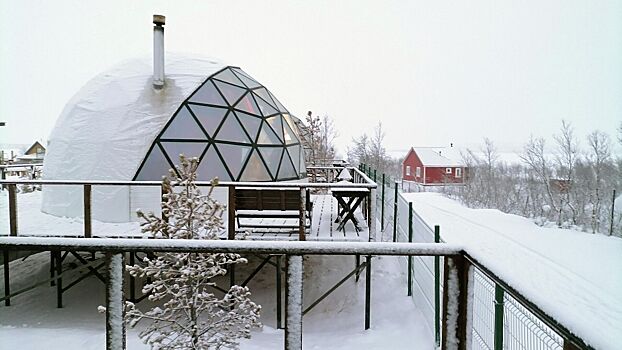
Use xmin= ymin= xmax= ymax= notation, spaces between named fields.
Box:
xmin=134 ymin=67 xmax=306 ymax=182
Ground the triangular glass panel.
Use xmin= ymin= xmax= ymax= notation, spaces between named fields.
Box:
xmin=287 ymin=145 xmax=301 ymax=174
xmin=282 ymin=114 xmax=300 ymax=135
xmin=299 ymin=147 xmax=307 ymax=176
xmin=231 ymin=68 xmax=261 ymax=89
xmin=212 ymin=68 xmax=245 ymax=87
xmin=258 ymin=147 xmax=283 ymax=178
xmin=235 ymin=92 xmax=261 ymax=116
xmin=135 ymin=144 xmax=175 ymax=180
xmin=253 ymin=88 xmax=278 ymax=109
xmin=235 ymin=111 xmax=262 ymax=142
xmin=213 ymin=113 xmax=251 ymax=144
xmin=268 ymin=90 xmax=288 ymax=113
xmin=188 ymin=80 xmax=227 ymax=106
xmin=253 ymin=93 xmax=279 ymax=117
xmin=160 ymin=142 xmax=208 ymax=167
xmin=282 ymin=117 xmax=299 ymax=144
xmin=266 ymin=116 xmax=284 ymax=142
xmin=277 ymin=151 xmax=297 ymax=179
xmin=197 ymin=146 xmax=232 ymax=181
xmin=214 ymin=143 xmax=252 ymax=180
xmin=256 ymin=121 xmax=282 ymax=145
xmin=188 ymin=104 xmax=228 ymax=138
xmin=161 ymin=106 xmax=207 ymax=140
xmin=214 ymin=80 xmax=247 ymax=106
xmin=240 ymin=149 xmax=272 ymax=181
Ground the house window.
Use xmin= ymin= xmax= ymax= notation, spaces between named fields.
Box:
xmin=455 ymin=167 xmax=462 ymax=178
xmin=445 ymin=167 xmax=452 ymax=174
xmin=406 ymin=166 xmax=411 ymax=176
xmin=416 ymin=167 xmax=421 ymax=177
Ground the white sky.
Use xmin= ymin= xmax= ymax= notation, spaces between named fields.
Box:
xmin=1 ymin=0 xmax=621 ymax=156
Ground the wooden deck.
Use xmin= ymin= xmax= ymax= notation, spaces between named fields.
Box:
xmin=234 ymin=194 xmax=367 ymax=241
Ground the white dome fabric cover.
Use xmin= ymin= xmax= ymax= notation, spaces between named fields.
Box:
xmin=42 ymin=55 xmax=226 ymax=222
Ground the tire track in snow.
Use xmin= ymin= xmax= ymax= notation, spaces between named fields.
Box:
xmin=411 ymin=199 xmax=622 ymax=316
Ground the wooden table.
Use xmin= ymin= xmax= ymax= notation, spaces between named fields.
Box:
xmin=331 ymin=187 xmax=369 ymax=233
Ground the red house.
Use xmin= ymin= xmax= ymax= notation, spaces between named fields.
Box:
xmin=402 ymin=147 xmax=466 ymax=185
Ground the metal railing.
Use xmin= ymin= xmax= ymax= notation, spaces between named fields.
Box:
xmin=360 ymin=163 xmax=591 ymax=350
xmin=0 ymin=237 xmax=466 ymax=350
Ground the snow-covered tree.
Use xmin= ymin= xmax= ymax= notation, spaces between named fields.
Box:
xmin=125 ymin=155 xmax=261 ymax=349
xmin=305 ymin=111 xmax=337 ymax=165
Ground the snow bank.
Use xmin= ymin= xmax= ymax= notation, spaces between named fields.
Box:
xmin=402 ymin=192 xmax=622 ymax=349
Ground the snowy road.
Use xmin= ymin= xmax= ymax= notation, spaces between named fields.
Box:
xmin=403 ymin=192 xmax=622 ymax=349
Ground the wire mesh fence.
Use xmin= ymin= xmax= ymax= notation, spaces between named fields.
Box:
xmin=361 ymin=163 xmax=576 ymax=350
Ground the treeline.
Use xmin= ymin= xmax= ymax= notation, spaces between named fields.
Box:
xmin=346 ymin=122 xmax=402 ymax=179
xmin=446 ymin=121 xmax=622 ymax=236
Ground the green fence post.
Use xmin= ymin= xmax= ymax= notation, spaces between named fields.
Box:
xmin=407 ymin=202 xmax=413 ymax=296
xmin=434 ymin=225 xmax=441 ymax=348
xmin=494 ymin=283 xmax=505 ymax=350
xmin=381 ymin=173 xmax=385 ymax=231
xmin=393 ymin=182 xmax=399 ymax=242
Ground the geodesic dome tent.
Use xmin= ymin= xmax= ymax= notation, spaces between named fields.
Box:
xmin=42 ymin=54 xmax=307 ymax=222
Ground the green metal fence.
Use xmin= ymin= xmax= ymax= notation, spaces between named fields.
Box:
xmin=361 ymin=163 xmax=588 ymax=350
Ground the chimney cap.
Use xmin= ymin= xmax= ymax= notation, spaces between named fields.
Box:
xmin=153 ymin=14 xmax=166 ymax=26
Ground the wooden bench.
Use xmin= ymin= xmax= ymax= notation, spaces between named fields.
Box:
xmin=228 ymin=187 xmax=313 ymax=241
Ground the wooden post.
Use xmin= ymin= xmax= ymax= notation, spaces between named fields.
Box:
xmin=3 ymin=249 xmax=9 ymax=306
xmin=441 ymin=255 xmax=471 ymax=350
xmin=299 ymin=188 xmax=306 ymax=241
xmin=106 ymin=252 xmax=126 ymax=350
xmin=228 ymin=187 xmax=236 ymax=240
xmin=8 ymin=184 xmax=17 ymax=236
xmin=276 ymin=255 xmax=282 ymax=329
xmin=285 ymin=255 xmax=303 ymax=350
xmin=83 ymin=184 xmax=92 ymax=238
xmin=55 ymin=251 xmax=63 ymax=308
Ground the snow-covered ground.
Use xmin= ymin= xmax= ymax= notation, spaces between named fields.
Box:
xmin=0 ymin=191 xmax=434 ymax=349
xmin=0 ymin=252 xmax=432 ymax=349
xmin=402 ymin=192 xmax=622 ymax=349
xmin=3 ymin=189 xmax=621 ymax=348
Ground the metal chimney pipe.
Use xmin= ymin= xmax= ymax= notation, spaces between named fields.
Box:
xmin=153 ymin=14 xmax=166 ymax=89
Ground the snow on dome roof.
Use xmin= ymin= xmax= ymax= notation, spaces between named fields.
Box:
xmin=41 ymin=53 xmax=306 ymax=222
xmin=43 ymin=54 xmax=226 ymax=183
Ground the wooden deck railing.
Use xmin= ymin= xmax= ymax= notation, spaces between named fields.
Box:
xmin=0 ymin=167 xmax=377 ymax=240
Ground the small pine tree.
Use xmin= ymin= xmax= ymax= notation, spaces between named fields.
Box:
xmin=125 ymin=155 xmax=261 ymax=349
